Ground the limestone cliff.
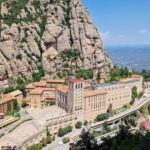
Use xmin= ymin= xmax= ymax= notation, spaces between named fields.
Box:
xmin=0 ymin=0 xmax=113 ymax=81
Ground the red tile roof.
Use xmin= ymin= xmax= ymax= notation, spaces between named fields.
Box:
xmin=0 ymin=96 xmax=14 ymax=105
xmin=69 ymin=78 xmax=83 ymax=83
xmin=141 ymin=122 xmax=150 ymax=130
xmin=33 ymin=81 xmax=47 ymax=87
xmin=84 ymin=82 xmax=91 ymax=89
xmin=30 ymin=88 xmax=44 ymax=95
xmin=47 ymin=79 xmax=65 ymax=84
xmin=26 ymin=84 xmax=35 ymax=89
xmin=43 ymin=88 xmax=56 ymax=91
xmin=84 ymin=89 xmax=107 ymax=97
xmin=7 ymin=90 xmax=22 ymax=97
xmin=57 ymin=86 xmax=68 ymax=94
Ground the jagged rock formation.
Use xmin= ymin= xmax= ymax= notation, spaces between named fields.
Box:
xmin=0 ymin=0 xmax=113 ymax=81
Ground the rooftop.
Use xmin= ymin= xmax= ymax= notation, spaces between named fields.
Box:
xmin=30 ymin=88 xmax=44 ymax=95
xmin=7 ymin=90 xmax=22 ymax=97
xmin=43 ymin=88 xmax=55 ymax=91
xmin=141 ymin=121 xmax=150 ymax=130
xmin=0 ymin=96 xmax=14 ymax=105
xmin=84 ymin=89 xmax=107 ymax=97
xmin=47 ymin=79 xmax=65 ymax=84
xmin=84 ymin=82 xmax=91 ymax=89
xmin=57 ymin=85 xmax=68 ymax=94
xmin=69 ymin=78 xmax=83 ymax=83
xmin=26 ymin=84 xmax=35 ymax=89
xmin=33 ymin=81 xmax=47 ymax=87
xmin=96 ymin=77 xmax=142 ymax=89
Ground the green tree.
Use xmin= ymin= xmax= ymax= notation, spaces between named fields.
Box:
xmin=128 ymin=116 xmax=137 ymax=127
xmin=21 ymin=100 xmax=26 ymax=107
xmin=84 ymin=120 xmax=88 ymax=126
xmin=130 ymin=86 xmax=138 ymax=105
xmin=63 ymin=137 xmax=70 ymax=143
xmin=46 ymin=136 xmax=52 ymax=144
xmin=74 ymin=129 xmax=98 ymax=150
xmin=75 ymin=121 xmax=82 ymax=129
xmin=13 ymin=99 xmax=19 ymax=112
xmin=96 ymin=113 xmax=109 ymax=121
xmin=58 ymin=125 xmax=73 ymax=137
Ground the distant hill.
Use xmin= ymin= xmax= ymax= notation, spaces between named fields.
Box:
xmin=106 ymin=45 xmax=150 ymax=71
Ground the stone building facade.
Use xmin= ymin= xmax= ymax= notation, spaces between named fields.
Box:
xmin=56 ymin=76 xmax=143 ymax=122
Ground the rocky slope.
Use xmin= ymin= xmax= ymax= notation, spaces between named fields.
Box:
xmin=0 ymin=0 xmax=113 ymax=81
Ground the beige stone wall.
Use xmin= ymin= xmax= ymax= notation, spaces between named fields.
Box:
xmin=83 ymin=94 xmax=107 ymax=122
xmin=29 ymin=95 xmax=43 ymax=108
xmin=68 ymin=82 xmax=84 ymax=120
xmin=0 ymin=101 xmax=14 ymax=113
xmin=15 ymin=94 xmax=23 ymax=107
xmin=46 ymin=115 xmax=77 ymax=135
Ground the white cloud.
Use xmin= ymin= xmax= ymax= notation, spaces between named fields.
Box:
xmin=139 ymin=29 xmax=150 ymax=36
xmin=100 ymin=31 xmax=110 ymax=40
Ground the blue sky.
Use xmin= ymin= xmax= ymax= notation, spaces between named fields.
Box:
xmin=82 ymin=0 xmax=150 ymax=46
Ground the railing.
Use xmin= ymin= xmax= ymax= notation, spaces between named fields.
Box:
xmin=91 ymin=97 xmax=150 ymax=129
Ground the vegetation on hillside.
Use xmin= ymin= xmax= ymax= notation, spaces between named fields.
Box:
xmin=74 ymin=126 xmax=150 ymax=150
xmin=109 ymin=65 xmax=132 ymax=82
xmin=140 ymin=69 xmax=150 ymax=81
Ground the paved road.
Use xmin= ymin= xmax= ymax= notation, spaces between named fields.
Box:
xmin=42 ymin=129 xmax=82 ymax=150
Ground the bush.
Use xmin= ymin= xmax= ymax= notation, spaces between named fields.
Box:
xmin=46 ymin=136 xmax=52 ymax=144
xmin=61 ymin=49 xmax=80 ymax=59
xmin=46 ymin=100 xmax=55 ymax=106
xmin=63 ymin=62 xmax=69 ymax=68
xmin=58 ymin=125 xmax=73 ymax=137
xmin=96 ymin=113 xmax=109 ymax=122
xmin=32 ymin=69 xmax=45 ymax=82
xmin=16 ymin=53 xmax=22 ymax=60
xmin=21 ymin=100 xmax=26 ymax=107
xmin=76 ymin=69 xmax=93 ymax=79
xmin=109 ymin=66 xmax=132 ymax=82
xmin=63 ymin=137 xmax=70 ymax=143
xmin=75 ymin=121 xmax=82 ymax=129
xmin=4 ymin=86 xmax=14 ymax=94
xmin=84 ymin=120 xmax=88 ymax=126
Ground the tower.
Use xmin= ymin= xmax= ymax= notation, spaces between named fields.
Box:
xmin=68 ymin=78 xmax=84 ymax=120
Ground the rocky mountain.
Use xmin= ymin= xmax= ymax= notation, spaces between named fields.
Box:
xmin=0 ymin=0 xmax=113 ymax=81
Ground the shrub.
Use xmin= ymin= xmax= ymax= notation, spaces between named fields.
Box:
xmin=58 ymin=125 xmax=73 ymax=137
xmin=63 ymin=62 xmax=69 ymax=68
xmin=76 ymin=69 xmax=93 ymax=79
xmin=21 ymin=100 xmax=27 ymax=107
xmin=4 ymin=86 xmax=14 ymax=94
xmin=84 ymin=120 xmax=88 ymax=126
xmin=16 ymin=53 xmax=22 ymax=60
xmin=63 ymin=137 xmax=70 ymax=144
xmin=96 ymin=113 xmax=109 ymax=122
xmin=75 ymin=121 xmax=82 ymax=129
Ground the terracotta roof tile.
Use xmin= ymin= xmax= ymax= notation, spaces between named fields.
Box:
xmin=30 ymin=88 xmax=44 ymax=95
xmin=0 ymin=96 xmax=14 ymax=105
xmin=26 ymin=84 xmax=35 ymax=89
xmin=141 ymin=122 xmax=150 ymax=129
xmin=7 ymin=90 xmax=22 ymax=97
xmin=69 ymin=78 xmax=83 ymax=83
xmin=47 ymin=79 xmax=65 ymax=84
xmin=57 ymin=86 xmax=68 ymax=93
xmin=33 ymin=81 xmax=47 ymax=87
